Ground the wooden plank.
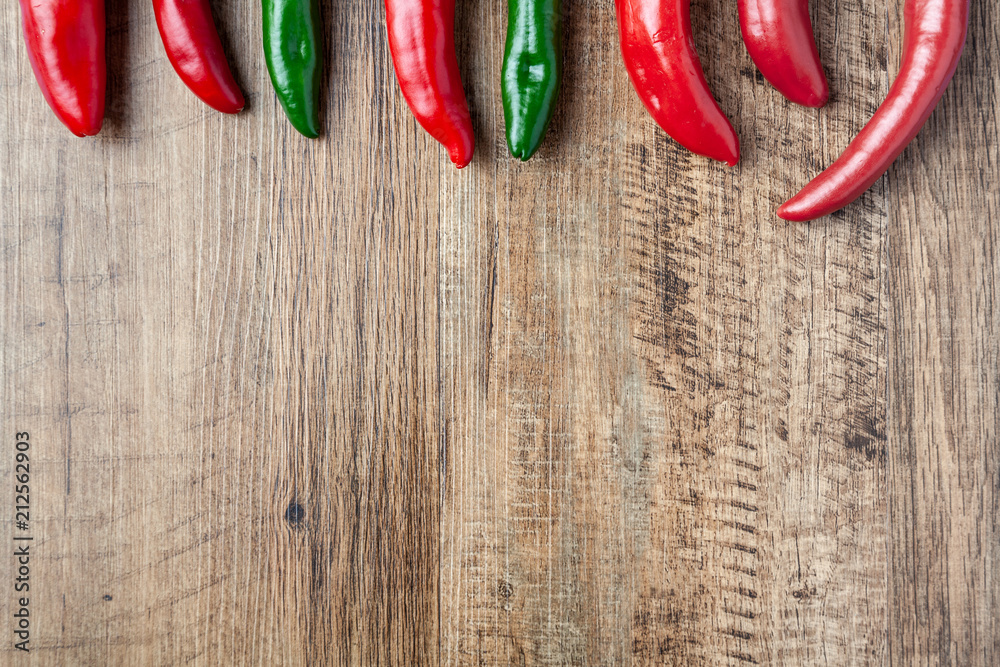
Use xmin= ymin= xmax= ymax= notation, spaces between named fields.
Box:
xmin=1 ymin=0 xmax=995 ymax=664
xmin=440 ymin=0 xmax=887 ymax=664
xmin=886 ymin=0 xmax=1000 ymax=663
xmin=0 ymin=1 xmax=439 ymax=664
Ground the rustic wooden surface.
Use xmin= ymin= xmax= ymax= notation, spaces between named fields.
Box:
xmin=0 ymin=0 xmax=996 ymax=664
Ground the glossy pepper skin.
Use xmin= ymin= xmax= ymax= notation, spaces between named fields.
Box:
xmin=153 ymin=0 xmax=245 ymax=114
xmin=18 ymin=0 xmax=106 ymax=136
xmin=616 ymin=0 xmax=739 ymax=165
xmin=263 ymin=0 xmax=322 ymax=137
xmin=384 ymin=0 xmax=475 ymax=168
xmin=738 ymin=0 xmax=827 ymax=107
xmin=779 ymin=0 xmax=968 ymax=221
xmin=502 ymin=0 xmax=563 ymax=160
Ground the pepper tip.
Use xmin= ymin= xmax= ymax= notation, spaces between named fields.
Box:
xmin=66 ymin=116 xmax=103 ymax=137
xmin=507 ymin=137 xmax=539 ymax=162
xmin=795 ymin=86 xmax=830 ymax=109
xmin=291 ymin=121 xmax=320 ymax=139
xmin=715 ymin=133 xmax=740 ymax=166
xmin=777 ymin=198 xmax=814 ymax=222
xmin=449 ymin=146 xmax=474 ymax=169
xmin=213 ymin=91 xmax=246 ymax=115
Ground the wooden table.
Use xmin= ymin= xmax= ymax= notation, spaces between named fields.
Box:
xmin=1 ymin=0 xmax=997 ymax=664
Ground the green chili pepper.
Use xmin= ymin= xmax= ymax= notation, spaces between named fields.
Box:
xmin=502 ymin=0 xmax=563 ymax=160
xmin=262 ymin=0 xmax=322 ymax=138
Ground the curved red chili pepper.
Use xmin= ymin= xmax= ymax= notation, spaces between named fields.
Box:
xmin=18 ymin=0 xmax=106 ymax=136
xmin=615 ymin=0 xmax=739 ymax=165
xmin=153 ymin=0 xmax=245 ymax=114
xmin=384 ymin=0 xmax=474 ymax=168
xmin=738 ymin=0 xmax=827 ymax=107
xmin=779 ymin=0 xmax=968 ymax=221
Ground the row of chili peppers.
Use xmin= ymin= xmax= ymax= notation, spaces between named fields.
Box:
xmin=18 ymin=0 xmax=967 ymax=221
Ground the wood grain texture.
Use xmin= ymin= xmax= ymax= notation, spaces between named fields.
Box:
xmin=886 ymin=0 xmax=1000 ymax=663
xmin=440 ymin=0 xmax=888 ymax=664
xmin=0 ymin=0 xmax=995 ymax=665
xmin=1 ymin=1 xmax=439 ymax=664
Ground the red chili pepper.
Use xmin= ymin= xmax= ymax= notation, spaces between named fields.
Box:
xmin=779 ymin=0 xmax=968 ymax=221
xmin=384 ymin=0 xmax=475 ymax=168
xmin=738 ymin=0 xmax=827 ymax=107
xmin=153 ymin=0 xmax=245 ymax=114
xmin=615 ymin=0 xmax=739 ymax=165
xmin=18 ymin=0 xmax=106 ymax=136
